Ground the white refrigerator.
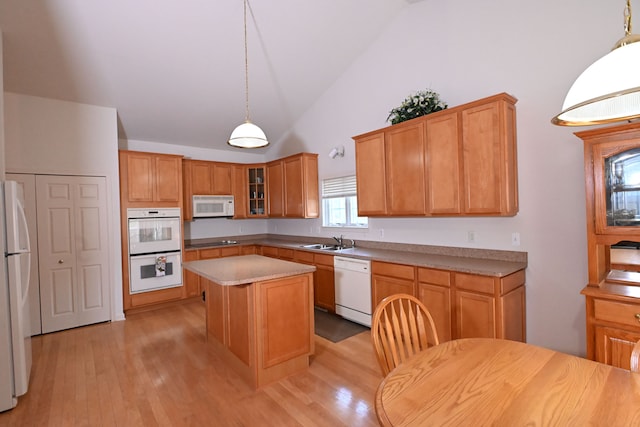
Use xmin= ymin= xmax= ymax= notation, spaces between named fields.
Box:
xmin=0 ymin=181 xmax=33 ymax=412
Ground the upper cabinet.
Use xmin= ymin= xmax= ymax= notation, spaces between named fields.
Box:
xmin=353 ymin=93 xmax=518 ymax=217
xmin=247 ymin=164 xmax=267 ymax=218
xmin=119 ymin=150 xmax=183 ymax=207
xmin=182 ymin=159 xmax=233 ymax=220
xmin=268 ymin=153 xmax=319 ymax=218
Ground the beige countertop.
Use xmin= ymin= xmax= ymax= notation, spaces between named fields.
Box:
xmin=183 ymin=254 xmax=316 ymax=286
xmin=185 ymin=236 xmax=528 ymax=277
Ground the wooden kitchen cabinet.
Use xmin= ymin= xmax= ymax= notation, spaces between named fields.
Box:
xmin=283 ymin=153 xmax=319 ymax=218
xmin=425 ymin=111 xmax=461 ymax=214
xmin=119 ymin=150 xmax=183 ymax=206
xmin=417 ymin=267 xmax=452 ymax=342
xmin=461 ymin=96 xmax=518 ymax=215
xmin=577 ymin=122 xmax=640 ymax=367
xmin=182 ymin=159 xmax=233 ymax=220
xmin=247 ymin=165 xmax=267 ymax=217
xmin=372 ymin=261 xmax=416 ymax=310
xmin=232 ymin=164 xmax=248 ymax=219
xmin=183 ymin=250 xmax=200 ymax=298
xmin=353 ymin=93 xmax=518 ymax=217
xmin=385 ymin=122 xmax=426 ymax=215
xmin=355 ymin=132 xmax=387 ymax=216
xmin=453 ymin=270 xmax=526 ymax=341
xmin=267 ymin=154 xmax=319 ymax=218
xmin=312 ymin=253 xmax=335 ymax=312
xmin=267 ymin=160 xmax=284 ymax=217
xmin=376 ymin=260 xmax=525 ymax=343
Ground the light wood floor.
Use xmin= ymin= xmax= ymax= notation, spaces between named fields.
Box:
xmin=0 ymin=301 xmax=382 ymax=426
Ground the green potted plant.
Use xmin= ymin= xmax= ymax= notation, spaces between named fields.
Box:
xmin=387 ymin=89 xmax=447 ymax=125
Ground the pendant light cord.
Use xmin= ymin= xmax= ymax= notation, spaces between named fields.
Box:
xmin=243 ymin=0 xmax=250 ymax=122
xmin=625 ymin=0 xmax=632 ymax=36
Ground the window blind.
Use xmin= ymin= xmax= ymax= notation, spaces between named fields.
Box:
xmin=322 ymin=175 xmax=357 ymax=197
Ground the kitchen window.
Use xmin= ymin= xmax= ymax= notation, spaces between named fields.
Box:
xmin=322 ymin=175 xmax=368 ymax=228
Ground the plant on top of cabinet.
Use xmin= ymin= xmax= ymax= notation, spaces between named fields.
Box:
xmin=387 ymin=89 xmax=448 ymax=125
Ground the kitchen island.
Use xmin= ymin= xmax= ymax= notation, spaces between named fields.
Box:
xmin=183 ymin=255 xmax=316 ymax=388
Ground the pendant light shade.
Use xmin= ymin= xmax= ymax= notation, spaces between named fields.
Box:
xmin=228 ymin=0 xmax=269 ymax=148
xmin=228 ymin=121 xmax=268 ymax=148
xmin=552 ymin=1 xmax=640 ymax=126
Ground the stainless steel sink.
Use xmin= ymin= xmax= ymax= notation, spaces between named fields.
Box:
xmin=300 ymin=243 xmax=343 ymax=251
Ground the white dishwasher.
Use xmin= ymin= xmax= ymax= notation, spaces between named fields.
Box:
xmin=334 ymin=256 xmax=372 ymax=327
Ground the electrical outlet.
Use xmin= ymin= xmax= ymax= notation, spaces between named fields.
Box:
xmin=467 ymin=231 xmax=476 ymax=243
xmin=379 ymin=229 xmax=384 ymax=239
xmin=512 ymin=232 xmax=521 ymax=246
xmin=238 ymin=226 xmax=243 ymax=233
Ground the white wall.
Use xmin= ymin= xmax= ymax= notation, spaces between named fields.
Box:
xmin=3 ymin=93 xmax=124 ymax=323
xmin=264 ymin=0 xmax=625 ymax=356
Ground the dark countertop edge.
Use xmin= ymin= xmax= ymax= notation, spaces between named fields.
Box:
xmin=185 ymin=234 xmax=527 ymax=278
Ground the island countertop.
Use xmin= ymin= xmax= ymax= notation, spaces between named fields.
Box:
xmin=183 ymin=254 xmax=316 ymax=286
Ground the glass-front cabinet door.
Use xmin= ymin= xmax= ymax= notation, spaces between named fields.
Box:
xmin=594 ymin=139 xmax=640 ymax=235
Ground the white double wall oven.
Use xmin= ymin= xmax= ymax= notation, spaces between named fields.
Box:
xmin=127 ymin=208 xmax=182 ymax=294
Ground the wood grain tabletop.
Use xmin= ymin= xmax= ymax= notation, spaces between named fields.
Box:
xmin=375 ymin=338 xmax=640 ymax=426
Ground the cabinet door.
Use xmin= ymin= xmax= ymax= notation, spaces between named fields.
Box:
xmin=594 ymin=326 xmax=640 ymax=369
xmin=154 ymin=155 xmax=182 ymax=203
xmin=232 ymin=164 xmax=248 ymax=219
xmin=267 ymin=161 xmax=284 ymax=217
xmin=284 ymin=156 xmax=304 ymax=217
xmin=204 ymin=278 xmax=225 ymax=343
xmin=417 ymin=268 xmax=452 ymax=342
xmin=226 ymin=284 xmax=252 ymax=366
xmin=190 ymin=161 xmax=214 ymax=195
xmin=212 ymin=163 xmax=233 ymax=194
xmin=461 ymin=99 xmax=517 ymax=215
xmin=355 ymin=133 xmax=387 ymax=215
xmin=385 ymin=122 xmax=426 ymax=215
xmin=455 ymin=290 xmax=496 ymax=338
xmin=183 ymin=250 xmax=200 ymax=298
xmin=124 ymin=152 xmax=154 ymax=202
xmin=425 ymin=112 xmax=461 ymax=214
xmin=372 ymin=275 xmax=416 ymax=311
xmin=315 ymin=264 xmax=335 ymax=312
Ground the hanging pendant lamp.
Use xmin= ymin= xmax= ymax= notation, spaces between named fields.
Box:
xmin=228 ymin=0 xmax=269 ymax=148
xmin=552 ymin=0 xmax=640 ymax=126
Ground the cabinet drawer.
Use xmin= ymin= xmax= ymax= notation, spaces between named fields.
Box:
xmin=372 ymin=261 xmax=415 ymax=280
xmin=199 ymin=248 xmax=221 ymax=259
xmin=295 ymin=250 xmax=314 ymax=263
xmin=220 ymin=246 xmax=240 ymax=257
xmin=278 ymin=248 xmax=294 ymax=260
xmin=594 ymin=299 xmax=640 ymax=328
xmin=455 ymin=273 xmax=495 ymax=294
xmin=314 ymin=253 xmax=334 ymax=267
xmin=418 ymin=267 xmax=450 ymax=287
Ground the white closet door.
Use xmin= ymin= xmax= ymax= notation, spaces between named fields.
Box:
xmin=36 ymin=175 xmax=110 ymax=334
xmin=6 ymin=173 xmax=41 ymax=336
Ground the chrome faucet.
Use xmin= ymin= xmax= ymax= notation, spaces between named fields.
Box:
xmin=333 ymin=235 xmax=344 ymax=248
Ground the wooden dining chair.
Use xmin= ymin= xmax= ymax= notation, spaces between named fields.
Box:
xmin=371 ymin=293 xmax=439 ymax=376
xmin=631 ymin=339 xmax=640 ymax=373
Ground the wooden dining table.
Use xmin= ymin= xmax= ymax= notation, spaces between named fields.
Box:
xmin=375 ymin=338 xmax=640 ymax=426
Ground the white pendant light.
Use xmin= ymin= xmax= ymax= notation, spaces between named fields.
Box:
xmin=552 ymin=0 xmax=640 ymax=126
xmin=228 ymin=0 xmax=269 ymax=148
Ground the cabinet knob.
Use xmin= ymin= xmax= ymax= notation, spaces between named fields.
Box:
xmin=635 ymin=313 xmax=640 ymax=322
xmin=58 ymin=259 xmax=64 ymax=264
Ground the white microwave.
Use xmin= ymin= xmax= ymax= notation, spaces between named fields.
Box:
xmin=193 ymin=195 xmax=235 ymax=218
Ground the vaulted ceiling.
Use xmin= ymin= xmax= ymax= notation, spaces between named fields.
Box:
xmin=0 ymin=0 xmax=417 ymax=153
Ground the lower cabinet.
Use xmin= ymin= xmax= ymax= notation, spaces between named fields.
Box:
xmin=583 ymin=288 xmax=640 ymax=369
xmin=417 ymin=267 xmax=452 ymax=342
xmin=291 ymin=248 xmax=336 ymax=312
xmin=183 ymin=250 xmax=200 ymax=298
xmin=374 ymin=261 xmax=526 ymax=343
xmin=372 ymin=262 xmax=416 ymax=308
